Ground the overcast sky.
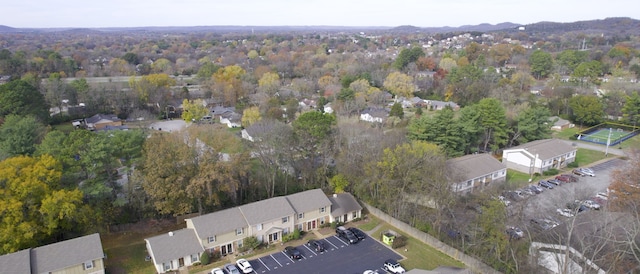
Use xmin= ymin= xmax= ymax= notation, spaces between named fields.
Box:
xmin=3 ymin=0 xmax=638 ymax=28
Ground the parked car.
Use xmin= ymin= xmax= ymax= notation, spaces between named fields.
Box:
xmin=348 ymin=227 xmax=367 ymax=240
xmin=547 ymin=179 xmax=561 ymax=186
xmin=529 ymin=185 xmax=544 ymax=194
xmin=556 ymin=208 xmax=575 ymax=218
xmin=555 ymin=175 xmax=571 ymax=183
xmin=307 ymin=239 xmax=325 ymax=252
xmin=284 ymin=246 xmax=302 ymax=260
xmin=581 ymin=199 xmax=601 ymax=210
xmin=580 ymin=167 xmax=595 ymax=177
xmin=383 ymin=259 xmax=406 ymax=273
xmin=210 ymin=268 xmax=224 ymax=274
xmin=572 ymin=168 xmax=587 ymax=176
xmin=538 ymin=180 xmax=554 ymax=189
xmin=530 ymin=218 xmax=559 ymax=230
xmin=521 ymin=187 xmax=535 ymax=196
xmin=236 ymin=259 xmax=253 ymax=274
xmin=363 ymin=270 xmax=378 ymax=274
xmin=224 ymin=263 xmax=241 ymax=274
xmin=336 ymin=226 xmax=359 ymax=244
xmin=506 ymin=226 xmax=524 ymax=239
xmin=566 ymin=202 xmax=589 ymax=213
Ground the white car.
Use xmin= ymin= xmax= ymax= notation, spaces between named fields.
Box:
xmin=210 ymin=268 xmax=224 ymax=274
xmin=236 ymin=259 xmax=254 ymax=274
xmin=363 ymin=270 xmax=378 ymax=274
xmin=582 ymin=199 xmax=601 ymax=210
xmin=580 ymin=168 xmax=595 ymax=177
xmin=596 ymin=192 xmax=609 ymax=200
xmin=556 ymin=208 xmax=575 ymax=218
xmin=383 ymin=259 xmax=406 ymax=273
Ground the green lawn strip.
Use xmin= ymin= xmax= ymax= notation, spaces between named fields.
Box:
xmin=372 ymin=223 xmax=465 ymax=270
xmin=105 ymin=241 xmax=156 ymax=274
xmin=50 ymin=122 xmax=76 ymax=134
xmin=506 ymin=169 xmax=539 ymax=187
xmin=574 ymin=148 xmax=610 ymax=166
xmin=553 ymin=127 xmax=580 ymax=140
xmin=357 ymin=215 xmax=381 ymax=231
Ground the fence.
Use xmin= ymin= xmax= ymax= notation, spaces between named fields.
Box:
xmin=363 ymin=203 xmax=501 ymax=274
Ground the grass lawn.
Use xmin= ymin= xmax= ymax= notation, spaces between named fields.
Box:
xmin=553 ymin=127 xmax=580 ymax=140
xmin=506 ymin=170 xmax=539 ymax=188
xmin=369 ymin=221 xmax=465 ymax=270
xmin=357 ymin=216 xmax=381 ymax=231
xmin=575 ymin=148 xmax=611 ymax=166
xmin=50 ymin=122 xmax=76 ymax=134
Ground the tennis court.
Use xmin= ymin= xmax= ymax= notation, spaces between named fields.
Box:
xmin=578 ymin=128 xmax=635 ymax=146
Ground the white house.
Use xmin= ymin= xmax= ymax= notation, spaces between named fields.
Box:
xmin=328 ymin=193 xmax=363 ymax=223
xmin=447 ymin=154 xmax=507 ymax=194
xmin=360 ymin=108 xmax=389 ymax=123
xmin=502 ymin=139 xmax=577 ymax=174
xmin=145 ymin=229 xmax=204 ymax=273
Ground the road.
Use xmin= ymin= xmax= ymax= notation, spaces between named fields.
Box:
xmin=560 ymin=140 xmax=626 ymax=157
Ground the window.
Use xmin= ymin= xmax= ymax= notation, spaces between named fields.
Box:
xmin=320 ymin=219 xmax=325 ymax=225
xmin=298 ymin=224 xmax=303 ymax=231
xmin=163 ymin=262 xmax=171 ymax=271
xmin=298 ymin=213 xmax=304 ymax=219
xmin=191 ymin=254 xmax=199 ymax=262
xmin=353 ymin=212 xmax=357 ymax=218
xmin=83 ymin=261 xmax=94 ymax=270
xmin=256 ymin=224 xmax=262 ymax=231
xmin=237 ymin=239 xmax=243 ymax=248
xmin=208 ymin=236 xmax=216 ymax=243
xmin=319 ymin=207 xmax=326 ymax=213
xmin=282 ymin=216 xmax=289 ymax=223
xmin=283 ymin=227 xmax=290 ymax=235
xmin=236 ymin=228 xmax=243 ymax=235
xmin=466 ymin=180 xmax=472 ymax=187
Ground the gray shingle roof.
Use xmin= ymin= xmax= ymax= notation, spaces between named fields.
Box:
xmin=145 ymin=229 xmax=203 ymax=264
xmin=328 ymin=193 xmax=362 ymax=217
xmin=85 ymin=113 xmax=120 ymax=124
xmin=239 ymin=197 xmax=295 ymax=225
xmin=0 ymin=249 xmax=31 ymax=274
xmin=286 ymin=189 xmax=332 ymax=214
xmin=447 ymin=154 xmax=506 ymax=182
xmin=31 ymin=233 xmax=104 ymax=273
xmin=506 ymin=139 xmax=576 ymax=160
xmin=188 ymin=207 xmax=248 ymax=238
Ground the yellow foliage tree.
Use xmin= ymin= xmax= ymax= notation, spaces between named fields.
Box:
xmin=212 ymin=65 xmax=246 ymax=105
xmin=129 ymin=73 xmax=176 ymax=105
xmin=383 ymin=71 xmax=415 ymax=99
xmin=258 ymin=72 xmax=281 ymax=95
xmin=181 ymin=99 xmax=209 ymax=122
xmin=242 ymin=106 xmax=262 ymax=128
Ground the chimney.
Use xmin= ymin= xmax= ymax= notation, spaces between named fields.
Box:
xmin=333 ymin=194 xmax=338 ymax=198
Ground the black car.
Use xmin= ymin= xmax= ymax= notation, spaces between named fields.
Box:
xmin=307 ymin=239 xmax=325 ymax=252
xmin=284 ymin=246 xmax=302 ymax=260
xmin=336 ymin=226 xmax=359 ymax=244
xmin=348 ymin=227 xmax=366 ymax=240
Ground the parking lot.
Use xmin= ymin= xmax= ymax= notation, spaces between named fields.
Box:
xmin=248 ymin=233 xmax=403 ymax=274
xmin=509 ymin=158 xmax=626 ymax=228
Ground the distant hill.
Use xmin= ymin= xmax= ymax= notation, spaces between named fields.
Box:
xmin=0 ymin=17 xmax=637 ymax=35
xmin=508 ymin=17 xmax=640 ymax=35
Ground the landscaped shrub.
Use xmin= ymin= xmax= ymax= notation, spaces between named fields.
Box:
xmin=391 ymin=235 xmax=407 ymax=248
xmin=567 ymin=162 xmax=579 ymax=168
xmin=200 ymin=252 xmax=210 ymax=265
xmin=283 ymin=228 xmax=301 ymax=242
xmin=542 ymin=168 xmax=559 ymax=176
xmin=210 ymin=250 xmax=221 ymax=262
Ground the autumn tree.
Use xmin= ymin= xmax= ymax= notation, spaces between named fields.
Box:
xmin=0 ymin=155 xmax=88 ymax=254
xmin=569 ymin=95 xmax=605 ymax=127
xmin=212 ymin=65 xmax=246 ymax=106
xmin=129 ymin=73 xmax=176 ymax=108
xmin=258 ymin=71 xmax=281 ymax=95
xmin=242 ymin=106 xmax=262 ymax=128
xmin=181 ymin=99 xmax=208 ymax=122
xmin=383 ymin=72 xmax=414 ymax=99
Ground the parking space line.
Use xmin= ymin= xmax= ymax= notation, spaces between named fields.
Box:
xmin=270 ymin=254 xmax=283 ymax=267
xmin=258 ymin=258 xmax=270 ymax=271
xmin=323 ymin=237 xmax=339 ymax=249
xmin=303 ymin=244 xmax=317 ymax=256
xmin=333 ymin=235 xmax=349 ymax=246
xmin=281 ymin=251 xmax=295 ymax=264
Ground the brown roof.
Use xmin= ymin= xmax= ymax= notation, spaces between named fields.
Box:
xmin=447 ymin=154 xmax=506 ymax=182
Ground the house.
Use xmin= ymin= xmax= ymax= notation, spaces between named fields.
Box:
xmin=425 ymin=100 xmax=460 ymax=111
xmin=210 ymin=106 xmax=236 ymax=118
xmin=549 ymin=116 xmax=574 ymax=131
xmin=148 ymin=189 xmax=337 ymax=270
xmin=530 ymin=86 xmax=544 ymax=95
xmin=410 ymin=97 xmax=428 ymax=108
xmin=145 ymin=229 xmax=204 ymax=273
xmin=220 ymin=112 xmax=242 ymax=128
xmin=286 ymin=188 xmax=332 ymax=232
xmin=328 ymin=192 xmax=363 ymax=223
xmin=0 ymin=233 xmax=106 ymax=274
xmin=447 ymin=154 xmax=507 ymax=194
xmin=84 ymin=114 xmax=122 ymax=131
xmin=323 ymin=102 xmax=334 ymax=114
xmin=502 ymin=139 xmax=577 ymax=174
xmin=360 ymin=108 xmax=389 ymax=123
xmin=298 ymin=98 xmax=317 ymax=110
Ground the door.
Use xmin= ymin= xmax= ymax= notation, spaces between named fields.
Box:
xmin=343 ymin=214 xmax=348 ymax=222
xmin=221 ymin=243 xmax=233 ymax=255
xmin=312 ymin=220 xmax=317 ymax=229
xmin=178 ymin=257 xmax=184 ymax=267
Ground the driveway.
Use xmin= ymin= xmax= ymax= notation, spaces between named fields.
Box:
xmin=149 ymin=119 xmax=187 ymax=132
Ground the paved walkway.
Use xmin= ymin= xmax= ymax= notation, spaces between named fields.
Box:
xmin=561 ymin=139 xmax=626 ymax=156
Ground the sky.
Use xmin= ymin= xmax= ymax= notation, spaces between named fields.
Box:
xmin=3 ymin=0 xmax=638 ymax=28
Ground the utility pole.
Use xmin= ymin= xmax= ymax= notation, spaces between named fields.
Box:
xmin=605 ymin=128 xmax=612 ymax=156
